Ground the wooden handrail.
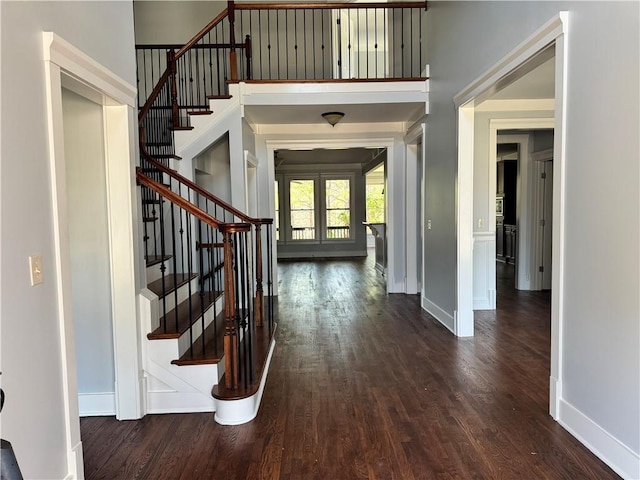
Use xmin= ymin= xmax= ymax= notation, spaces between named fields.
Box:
xmin=139 ymin=148 xmax=269 ymax=226
xmin=235 ymin=1 xmax=427 ymax=10
xmin=136 ymin=43 xmax=247 ymax=50
xmin=136 ymin=168 xmax=221 ymax=229
xmin=175 ymin=8 xmax=229 ymax=60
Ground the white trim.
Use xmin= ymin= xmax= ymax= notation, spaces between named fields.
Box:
xmin=103 ymin=104 xmax=144 ymax=420
xmin=405 ymin=142 xmax=420 ymax=294
xmin=549 ymin=16 xmax=569 ymax=419
xmin=456 ymin=105 xmax=475 ymax=337
xmin=214 ymin=338 xmax=277 ymax=425
xmin=43 ymin=32 xmax=141 ymax=478
xmin=453 ymin=11 xmax=568 ymax=427
xmin=421 ymin=295 xmax=455 ymax=334
xmin=43 ymin=32 xmax=136 ymax=107
xmin=558 ymin=400 xmax=640 ymax=480
xmin=454 ymin=14 xmax=566 ymax=107
xmin=78 ymin=393 xmax=116 ymax=417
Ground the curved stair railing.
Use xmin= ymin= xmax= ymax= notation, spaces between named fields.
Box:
xmin=135 ymin=0 xmax=427 ymax=397
xmin=136 ymin=5 xmax=269 ymax=395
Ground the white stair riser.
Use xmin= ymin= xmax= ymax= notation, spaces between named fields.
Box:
xmin=157 ymin=277 xmax=200 ymax=319
xmin=176 ymin=295 xmax=225 ymax=357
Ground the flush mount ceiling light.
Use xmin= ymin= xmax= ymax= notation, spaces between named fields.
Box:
xmin=322 ymin=111 xmax=345 ymax=127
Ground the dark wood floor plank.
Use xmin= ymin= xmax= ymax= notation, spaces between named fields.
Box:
xmin=81 ymin=256 xmax=620 ymax=480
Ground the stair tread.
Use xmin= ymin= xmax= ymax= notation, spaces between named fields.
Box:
xmin=148 ymin=290 xmax=222 ymax=340
xmin=172 ymin=125 xmax=194 ymax=131
xmin=171 ymin=310 xmax=226 ymax=365
xmin=212 ymin=323 xmax=277 ymax=400
xmin=207 ymin=94 xmax=232 ymax=100
xmin=147 ymin=273 xmax=198 ymax=298
xmin=187 ymin=110 xmax=213 ymax=115
xmin=145 ymin=254 xmax=172 ymax=267
xmin=149 ymin=154 xmax=182 ymax=160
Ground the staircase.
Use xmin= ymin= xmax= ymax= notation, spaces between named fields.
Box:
xmin=135 ymin=3 xmax=274 ymax=425
xmin=135 ymin=0 xmax=427 ymax=424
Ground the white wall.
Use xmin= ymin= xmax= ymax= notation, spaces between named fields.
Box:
xmin=0 ymin=2 xmax=136 ymax=478
xmin=426 ymin=1 xmax=639 ymax=475
xmin=195 ymin=134 xmax=232 ymax=209
xmin=62 ymin=90 xmax=116 ymax=402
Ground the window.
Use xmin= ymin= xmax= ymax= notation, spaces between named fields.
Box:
xmin=325 ymin=179 xmax=350 ymax=239
xmin=289 ymin=179 xmax=315 ymax=240
xmin=280 ymin=174 xmax=355 ymax=243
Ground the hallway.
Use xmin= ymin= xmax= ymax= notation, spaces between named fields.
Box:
xmin=81 ymin=257 xmax=618 ymax=479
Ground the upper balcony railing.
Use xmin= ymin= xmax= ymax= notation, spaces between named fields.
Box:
xmin=136 ymin=2 xmax=427 ymax=110
xmin=233 ymin=1 xmax=427 ymax=81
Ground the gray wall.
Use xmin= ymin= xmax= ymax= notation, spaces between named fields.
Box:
xmin=62 ymin=89 xmax=116 ymax=398
xmin=0 ymin=2 xmax=137 ymax=478
xmin=134 ymin=1 xmax=226 ymax=44
xmin=426 ymin=0 xmax=639 ymax=464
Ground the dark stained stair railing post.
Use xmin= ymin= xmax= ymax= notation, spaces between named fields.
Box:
xmin=254 ymin=222 xmax=263 ymax=327
xmin=228 ymin=1 xmax=238 ymax=82
xmin=221 ymin=225 xmax=239 ymax=389
xmin=168 ymin=49 xmax=180 ymax=128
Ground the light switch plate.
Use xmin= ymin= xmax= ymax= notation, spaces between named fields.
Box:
xmin=29 ymin=255 xmax=43 ymax=286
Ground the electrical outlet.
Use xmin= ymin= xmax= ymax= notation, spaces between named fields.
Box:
xmin=427 ymin=219 xmax=432 ymax=230
xmin=477 ymin=218 xmax=484 ymax=228
xmin=29 ymin=255 xmax=43 ymax=286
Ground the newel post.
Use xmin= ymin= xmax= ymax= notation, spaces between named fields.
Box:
xmin=167 ymin=49 xmax=180 ymax=128
xmin=221 ymin=226 xmax=239 ymax=389
xmin=228 ymin=1 xmax=238 ymax=82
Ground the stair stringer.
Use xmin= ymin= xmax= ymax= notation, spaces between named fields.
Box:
xmin=139 ymin=288 xmax=224 ymax=414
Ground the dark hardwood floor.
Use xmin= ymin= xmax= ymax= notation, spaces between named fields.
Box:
xmin=81 ymin=255 xmax=619 ymax=479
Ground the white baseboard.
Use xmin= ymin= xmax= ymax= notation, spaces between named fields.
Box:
xmin=558 ymin=399 xmax=640 ymax=480
xmin=78 ymin=392 xmax=116 ymax=417
xmin=422 ymin=295 xmax=455 ymax=334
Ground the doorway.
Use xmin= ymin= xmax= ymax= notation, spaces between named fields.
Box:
xmin=61 ymin=88 xmax=116 ymax=417
xmin=454 ymin=13 xmax=569 ymax=417
xmin=44 ymin=36 xmax=142 ymax=480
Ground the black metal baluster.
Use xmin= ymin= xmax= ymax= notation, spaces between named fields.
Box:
xmin=321 ymin=10 xmax=324 ymax=79
xmin=348 ymin=9 xmax=352 ymax=79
